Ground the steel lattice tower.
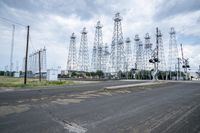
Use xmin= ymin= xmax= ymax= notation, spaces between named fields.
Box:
xmin=135 ymin=35 xmax=143 ymax=70
xmin=41 ymin=47 xmax=47 ymax=72
xmin=125 ymin=37 xmax=133 ymax=71
xmin=157 ymin=30 xmax=166 ymax=71
xmin=91 ymin=42 xmax=97 ymax=71
xmin=91 ymin=21 xmax=103 ymax=71
xmin=78 ymin=28 xmax=89 ymax=72
xmin=28 ymin=47 xmax=47 ymax=75
xmin=168 ymin=27 xmax=178 ymax=72
xmin=144 ymin=33 xmax=153 ymax=70
xmin=34 ymin=51 xmax=39 ymax=73
xmin=67 ymin=33 xmax=77 ymax=71
xmin=9 ymin=25 xmax=15 ymax=75
xmin=30 ymin=52 xmax=37 ymax=74
xmin=28 ymin=53 xmax=33 ymax=72
xmin=102 ymin=43 xmax=110 ymax=72
xmin=110 ymin=13 xmax=125 ymax=73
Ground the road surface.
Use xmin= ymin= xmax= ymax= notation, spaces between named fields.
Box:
xmin=0 ymin=80 xmax=200 ymax=133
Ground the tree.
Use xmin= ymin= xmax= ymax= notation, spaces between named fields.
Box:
xmin=86 ymin=72 xmax=91 ymax=77
xmin=91 ymin=72 xmax=96 ymax=77
xmin=71 ymin=71 xmax=77 ymax=77
xmin=96 ymin=70 xmax=104 ymax=79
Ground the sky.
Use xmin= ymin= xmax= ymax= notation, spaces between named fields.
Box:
xmin=0 ymin=0 xmax=200 ymax=72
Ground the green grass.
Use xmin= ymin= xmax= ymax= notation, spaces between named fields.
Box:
xmin=0 ymin=76 xmax=75 ymax=88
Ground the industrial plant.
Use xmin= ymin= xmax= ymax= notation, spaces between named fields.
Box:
xmin=66 ymin=13 xmax=194 ymax=80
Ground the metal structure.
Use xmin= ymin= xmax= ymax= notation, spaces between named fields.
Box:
xmin=62 ymin=14 xmax=190 ymax=81
xmin=67 ymin=33 xmax=77 ymax=71
xmin=91 ymin=21 xmax=103 ymax=71
xmin=177 ymin=57 xmax=181 ymax=80
xmin=9 ymin=25 xmax=15 ymax=75
xmin=144 ymin=33 xmax=153 ymax=70
xmin=180 ymin=43 xmax=190 ymax=79
xmin=78 ymin=27 xmax=89 ymax=72
xmin=125 ymin=37 xmax=133 ymax=71
xmin=149 ymin=28 xmax=160 ymax=80
xmin=41 ymin=47 xmax=47 ymax=73
xmin=168 ymin=27 xmax=178 ymax=79
xmin=110 ymin=13 xmax=125 ymax=73
xmin=27 ymin=47 xmax=47 ymax=74
xmin=157 ymin=29 xmax=166 ymax=71
xmin=149 ymin=48 xmax=159 ymax=80
xmin=102 ymin=43 xmax=110 ymax=73
xmin=15 ymin=61 xmax=19 ymax=72
xmin=4 ymin=65 xmax=9 ymax=76
xmin=198 ymin=65 xmax=200 ymax=80
xmin=134 ymin=35 xmax=143 ymax=70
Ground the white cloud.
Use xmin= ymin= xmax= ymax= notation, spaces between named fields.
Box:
xmin=0 ymin=0 xmax=200 ymax=72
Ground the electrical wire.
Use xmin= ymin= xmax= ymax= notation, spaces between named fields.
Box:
xmin=29 ymin=35 xmax=37 ymax=52
xmin=0 ymin=16 xmax=26 ymax=27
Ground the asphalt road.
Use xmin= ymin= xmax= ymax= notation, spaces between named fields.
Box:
xmin=0 ymin=80 xmax=146 ymax=105
xmin=0 ymin=81 xmax=200 ymax=133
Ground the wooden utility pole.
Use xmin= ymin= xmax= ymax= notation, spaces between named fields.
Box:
xmin=24 ymin=26 xmax=30 ymax=84
xmin=38 ymin=50 xmax=42 ymax=82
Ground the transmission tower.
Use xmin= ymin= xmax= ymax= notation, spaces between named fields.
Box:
xmin=110 ymin=13 xmax=125 ymax=73
xmin=135 ymin=35 xmax=143 ymax=70
xmin=91 ymin=21 xmax=103 ymax=71
xmin=67 ymin=33 xmax=77 ymax=71
xmin=78 ymin=28 xmax=89 ymax=72
xmin=144 ymin=33 xmax=153 ymax=70
xmin=125 ymin=37 xmax=133 ymax=71
xmin=168 ymin=27 xmax=178 ymax=78
xmin=157 ymin=29 xmax=166 ymax=71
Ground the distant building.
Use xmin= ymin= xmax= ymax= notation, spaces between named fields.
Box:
xmin=189 ymin=72 xmax=199 ymax=80
xmin=46 ymin=69 xmax=58 ymax=81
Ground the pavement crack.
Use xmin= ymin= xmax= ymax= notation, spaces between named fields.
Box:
xmin=40 ymin=104 xmax=87 ymax=133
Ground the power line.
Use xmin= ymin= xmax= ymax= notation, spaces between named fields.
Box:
xmin=0 ymin=16 xmax=26 ymax=27
xmin=29 ymin=35 xmax=37 ymax=52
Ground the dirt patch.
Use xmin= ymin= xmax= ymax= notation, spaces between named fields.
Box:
xmin=52 ymin=98 xmax=83 ymax=105
xmin=0 ymin=104 xmax=30 ymax=117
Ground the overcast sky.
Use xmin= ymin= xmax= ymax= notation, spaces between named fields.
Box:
xmin=0 ymin=0 xmax=200 ymax=71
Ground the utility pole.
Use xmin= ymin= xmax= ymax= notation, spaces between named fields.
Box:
xmin=38 ymin=50 xmax=42 ymax=82
xmin=10 ymin=25 xmax=15 ymax=76
xmin=24 ymin=26 xmax=30 ymax=85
